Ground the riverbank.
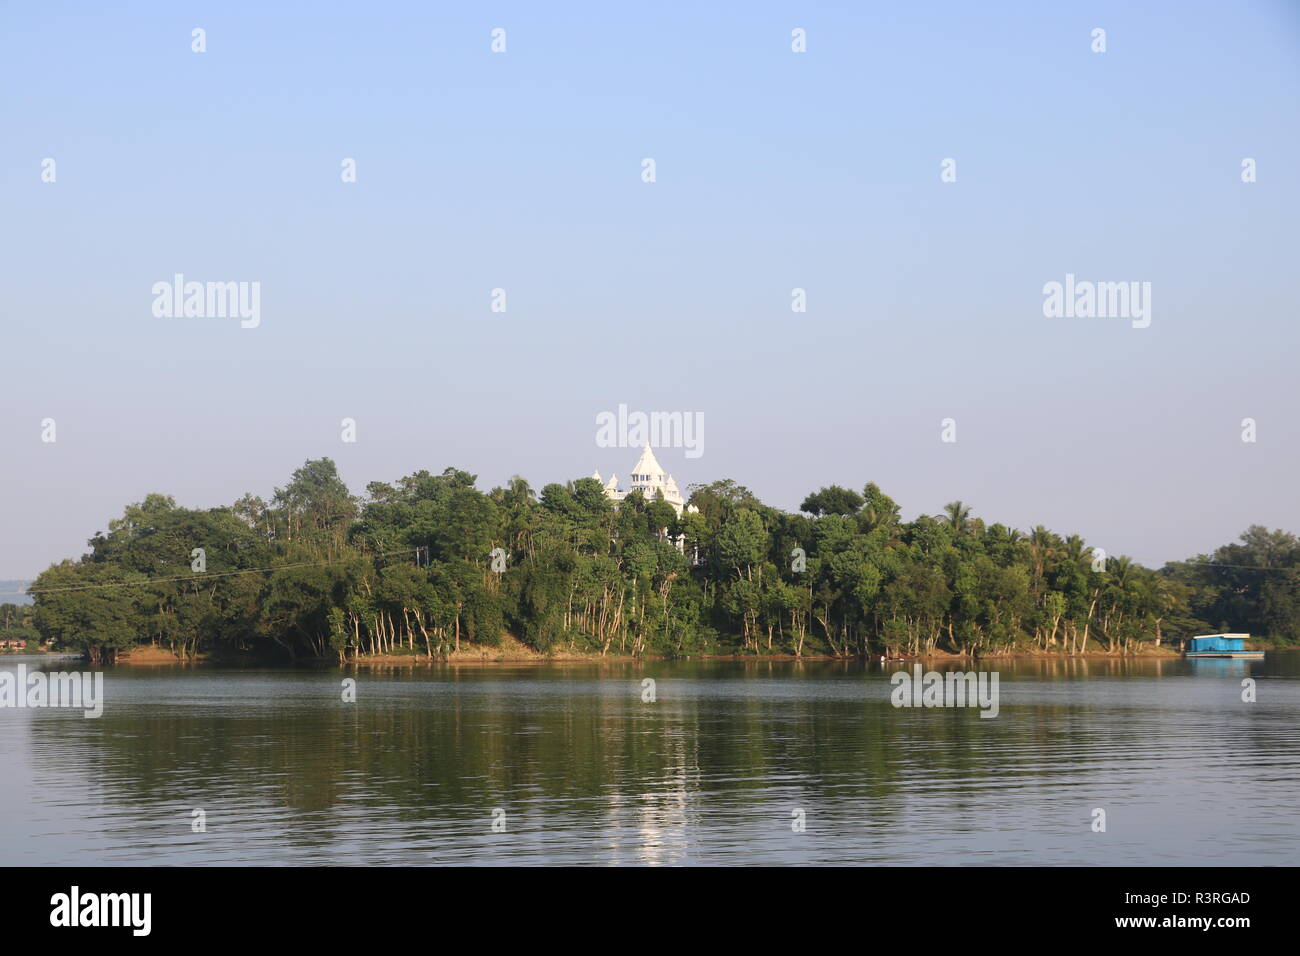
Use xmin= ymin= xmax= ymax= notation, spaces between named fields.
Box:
xmin=344 ymin=647 xmax=1188 ymax=665
xmin=100 ymin=638 xmax=1252 ymax=667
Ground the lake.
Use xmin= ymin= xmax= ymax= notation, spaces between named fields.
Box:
xmin=2 ymin=653 xmax=1297 ymax=865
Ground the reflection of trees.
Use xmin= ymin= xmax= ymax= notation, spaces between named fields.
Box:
xmin=30 ymin=657 xmax=1291 ymax=860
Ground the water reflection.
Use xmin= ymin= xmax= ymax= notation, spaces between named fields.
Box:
xmin=1185 ymin=658 xmax=1253 ymax=678
xmin=1 ymin=654 xmax=1297 ymax=865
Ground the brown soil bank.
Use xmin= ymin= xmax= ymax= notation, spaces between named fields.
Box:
xmin=116 ymin=645 xmax=197 ymax=664
xmin=348 ymin=634 xmax=645 ymax=665
xmin=342 ymin=641 xmax=1194 ymax=666
xmin=969 ymin=645 xmax=1184 ymax=659
xmin=105 ymin=639 xmax=1288 ymax=666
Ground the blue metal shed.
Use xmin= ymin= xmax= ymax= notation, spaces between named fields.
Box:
xmin=1185 ymin=634 xmax=1263 ymax=659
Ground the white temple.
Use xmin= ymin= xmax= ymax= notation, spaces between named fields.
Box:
xmin=592 ymin=445 xmax=698 ymax=518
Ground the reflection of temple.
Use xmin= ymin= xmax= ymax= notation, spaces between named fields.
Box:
xmin=592 ymin=445 xmax=698 ymax=518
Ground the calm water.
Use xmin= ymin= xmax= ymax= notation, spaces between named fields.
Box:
xmin=1 ymin=653 xmax=1297 ymax=866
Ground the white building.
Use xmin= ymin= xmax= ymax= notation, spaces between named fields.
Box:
xmin=592 ymin=445 xmax=698 ymax=518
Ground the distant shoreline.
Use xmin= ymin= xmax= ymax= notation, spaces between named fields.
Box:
xmin=91 ymin=642 xmax=1294 ymax=667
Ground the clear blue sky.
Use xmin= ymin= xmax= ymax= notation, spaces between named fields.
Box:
xmin=2 ymin=0 xmax=1298 ymax=579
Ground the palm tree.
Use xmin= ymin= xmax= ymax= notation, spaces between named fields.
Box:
xmin=503 ymin=476 xmax=537 ymax=554
xmin=1108 ymin=554 xmax=1134 ymax=585
xmin=861 ymin=482 xmax=901 ymax=534
xmin=1029 ymin=525 xmax=1057 ymax=590
xmin=941 ymin=501 xmax=973 ymax=533
xmin=1064 ymin=534 xmax=1090 ymax=566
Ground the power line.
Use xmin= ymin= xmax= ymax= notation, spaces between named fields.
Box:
xmin=1177 ymin=561 xmax=1299 ymax=573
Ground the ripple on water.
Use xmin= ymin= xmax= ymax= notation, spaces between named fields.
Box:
xmin=1 ymin=658 xmax=1299 ymax=864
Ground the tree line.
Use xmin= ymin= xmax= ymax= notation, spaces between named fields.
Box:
xmin=27 ymin=458 xmax=1300 ymax=663
xmin=0 ymin=602 xmax=38 ymax=647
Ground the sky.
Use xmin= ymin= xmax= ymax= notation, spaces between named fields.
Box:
xmin=1 ymin=0 xmax=1298 ymax=580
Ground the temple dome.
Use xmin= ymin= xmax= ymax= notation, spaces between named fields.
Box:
xmin=595 ymin=446 xmax=696 ymax=517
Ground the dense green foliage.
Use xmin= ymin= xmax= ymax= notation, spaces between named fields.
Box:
xmin=0 ymin=602 xmax=39 ymax=648
xmin=28 ymin=458 xmax=1300 ymax=663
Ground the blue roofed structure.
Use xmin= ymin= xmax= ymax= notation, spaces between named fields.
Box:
xmin=1185 ymin=634 xmax=1263 ymax=659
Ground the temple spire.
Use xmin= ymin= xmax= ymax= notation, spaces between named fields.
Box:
xmin=630 ymin=444 xmax=664 ymax=481
xmin=592 ymin=446 xmax=696 ymax=520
